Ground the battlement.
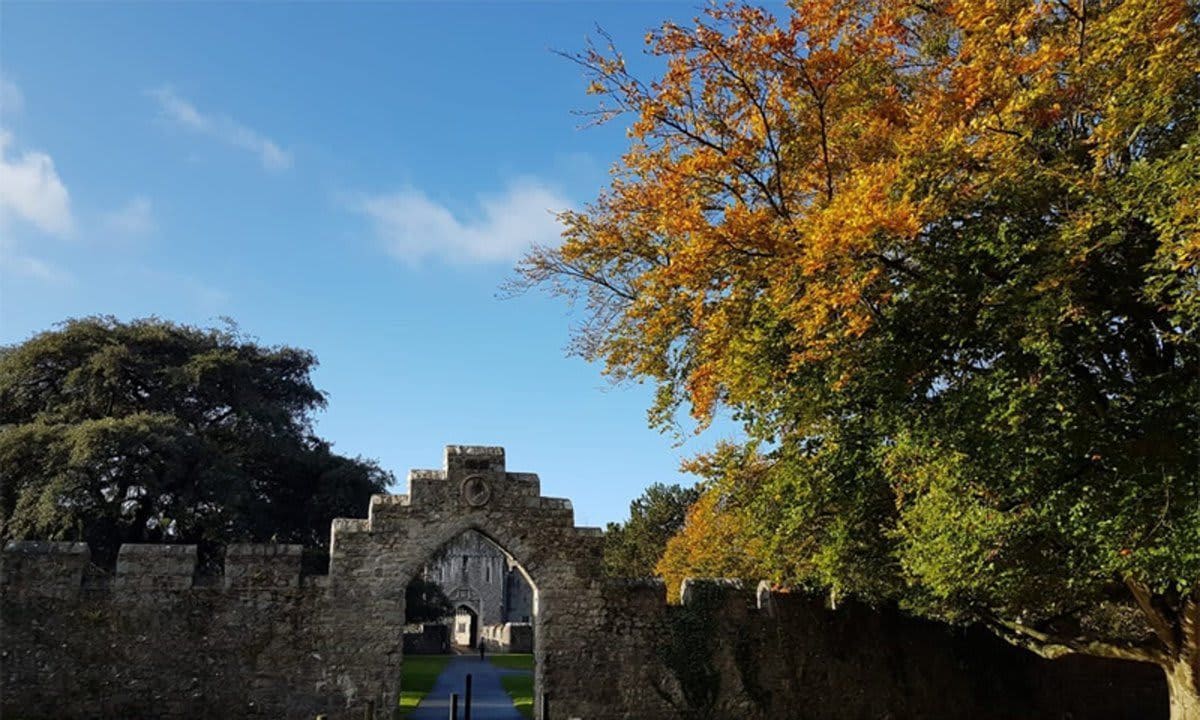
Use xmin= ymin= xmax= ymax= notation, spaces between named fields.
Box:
xmin=116 ymin=544 xmax=197 ymax=591
xmin=602 ymin=577 xmax=670 ymax=614
xmin=0 ymin=541 xmax=88 ymax=600
xmin=375 ymin=445 xmax=550 ymax=512
xmin=444 ymin=444 xmax=505 ymax=475
xmin=367 ymin=493 xmax=412 ymax=526
xmin=6 ymin=446 xmax=593 ymax=603
xmin=679 ymin=578 xmax=756 ymax=615
xmin=225 ymin=543 xmax=303 ymax=590
xmin=1 ymin=540 xmax=310 ymax=598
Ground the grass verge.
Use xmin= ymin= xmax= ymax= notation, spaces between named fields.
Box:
xmin=398 ymin=654 xmax=453 ymax=716
xmin=489 ymin=653 xmax=534 ymax=671
xmin=493 ymin=654 xmax=534 ymax=718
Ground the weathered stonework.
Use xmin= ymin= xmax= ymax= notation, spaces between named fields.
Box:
xmin=423 ymin=529 xmax=534 ymax=629
xmin=651 ymin=579 xmax=1166 ymax=720
xmin=320 ymin=445 xmax=612 ymax=717
xmin=1 ymin=445 xmax=618 ymax=719
xmin=1 ymin=540 xmax=333 ymax=718
xmin=0 ymin=444 xmax=1167 ymax=719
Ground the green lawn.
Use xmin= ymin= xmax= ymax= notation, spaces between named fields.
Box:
xmin=492 ymin=654 xmax=534 ymax=719
xmin=398 ymin=654 xmax=453 ymax=716
xmin=489 ymin=653 xmax=533 ymax=671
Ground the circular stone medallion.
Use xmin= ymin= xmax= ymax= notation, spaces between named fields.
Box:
xmin=461 ymin=475 xmax=492 ymax=507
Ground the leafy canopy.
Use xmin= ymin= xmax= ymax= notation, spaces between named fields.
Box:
xmin=0 ymin=317 xmax=391 ymax=564
xmin=520 ymin=0 xmax=1200 ymax=682
xmin=603 ymin=482 xmax=701 ymax=578
xmin=405 ymin=576 xmax=454 ymax=625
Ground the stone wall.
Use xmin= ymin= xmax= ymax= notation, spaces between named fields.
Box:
xmin=1 ymin=540 xmax=335 ymax=719
xmin=0 ymin=445 xmax=1170 ymax=720
xmin=0 ymin=446 xmax=616 ymax=719
xmin=590 ymin=578 xmax=1167 ymax=720
xmin=481 ymin=622 xmax=534 ymax=653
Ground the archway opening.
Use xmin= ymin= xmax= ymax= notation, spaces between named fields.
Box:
xmin=453 ymin=604 xmax=479 ymax=649
xmin=400 ymin=528 xmax=540 ymax=718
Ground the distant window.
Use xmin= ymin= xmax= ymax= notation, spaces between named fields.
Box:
xmin=486 ymin=563 xmax=492 ymax=583
xmin=462 ymin=555 xmax=469 ymax=580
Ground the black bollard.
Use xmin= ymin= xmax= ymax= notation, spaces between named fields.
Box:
xmin=365 ymin=699 xmax=375 ymax=720
xmin=449 ymin=692 xmax=458 ymax=720
xmin=540 ymin=693 xmax=550 ymax=720
xmin=464 ymin=673 xmax=473 ymax=720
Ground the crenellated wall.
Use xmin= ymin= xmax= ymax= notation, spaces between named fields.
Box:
xmin=1 ymin=540 xmax=334 ymax=719
xmin=622 ymin=579 xmax=1167 ymax=720
xmin=481 ymin=622 xmax=534 ymax=653
xmin=1 ymin=445 xmax=1168 ymax=720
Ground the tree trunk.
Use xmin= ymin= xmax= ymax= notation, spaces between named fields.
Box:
xmin=1166 ymin=656 xmax=1200 ymax=720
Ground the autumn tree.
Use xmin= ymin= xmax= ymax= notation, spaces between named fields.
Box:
xmin=0 ymin=317 xmax=391 ymax=565
xmin=518 ymin=1 xmax=1200 ymax=714
xmin=604 ymin=481 xmax=701 ymax=578
xmin=654 ymin=444 xmax=774 ymax=602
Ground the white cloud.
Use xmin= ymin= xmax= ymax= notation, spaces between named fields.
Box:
xmin=0 ymin=80 xmax=74 ymax=285
xmin=3 ymin=252 xmax=71 ymax=284
xmin=151 ymin=86 xmax=292 ymax=171
xmin=102 ymin=195 xmax=156 ymax=237
xmin=127 ymin=266 xmax=229 ymax=310
xmin=0 ymin=129 xmax=74 ymax=237
xmin=353 ymin=180 xmax=569 ymax=265
xmin=0 ymin=234 xmax=71 ymax=285
xmin=0 ymin=77 xmax=23 ymax=116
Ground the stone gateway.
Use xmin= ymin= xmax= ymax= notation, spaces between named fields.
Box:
xmin=1 ymin=445 xmax=653 ymax=718
xmin=0 ymin=445 xmax=1165 ymax=719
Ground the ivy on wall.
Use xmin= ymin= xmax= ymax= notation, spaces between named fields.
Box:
xmin=655 ymin=585 xmax=723 ymax=719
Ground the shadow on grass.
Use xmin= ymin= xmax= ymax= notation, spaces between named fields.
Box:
xmin=492 ymin=654 xmax=534 ymax=719
xmin=399 ymin=655 xmax=454 ymax=717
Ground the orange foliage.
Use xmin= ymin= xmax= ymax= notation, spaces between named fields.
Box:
xmin=522 ymin=0 xmax=1199 ymax=429
xmin=655 ymin=445 xmax=774 ymax=601
xmin=655 ymin=483 xmax=766 ymax=603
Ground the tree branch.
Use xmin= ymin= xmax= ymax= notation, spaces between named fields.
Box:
xmin=1125 ymin=577 xmax=1180 ymax=654
xmin=1182 ymin=589 xmax=1199 ymax=665
xmin=694 ymin=33 xmax=790 ymax=216
xmin=981 ymin=613 xmax=1167 ymax=665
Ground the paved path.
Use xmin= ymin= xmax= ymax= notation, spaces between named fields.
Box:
xmin=408 ymin=656 xmax=527 ymax=720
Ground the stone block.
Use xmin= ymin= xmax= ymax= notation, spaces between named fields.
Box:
xmin=0 ymin=541 xmax=89 ymax=599
xmin=115 ymin=544 xmax=196 ymax=591
xmin=224 ymin=543 xmax=303 ymax=590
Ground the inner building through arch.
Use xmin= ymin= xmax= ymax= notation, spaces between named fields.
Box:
xmin=415 ymin=529 xmax=535 ymax=651
xmin=401 ymin=525 xmax=540 ymax=718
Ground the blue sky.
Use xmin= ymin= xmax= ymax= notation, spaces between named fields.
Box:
xmin=0 ymin=1 xmax=746 ymax=527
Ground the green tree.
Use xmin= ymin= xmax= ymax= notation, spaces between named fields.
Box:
xmin=0 ymin=316 xmax=391 ymax=565
xmin=520 ymin=1 xmax=1199 ymax=714
xmin=604 ymin=482 xmax=701 ymax=578
xmin=405 ymin=576 xmax=454 ymax=625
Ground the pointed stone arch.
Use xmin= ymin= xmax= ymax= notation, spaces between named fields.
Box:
xmin=319 ymin=445 xmax=607 ymax=718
